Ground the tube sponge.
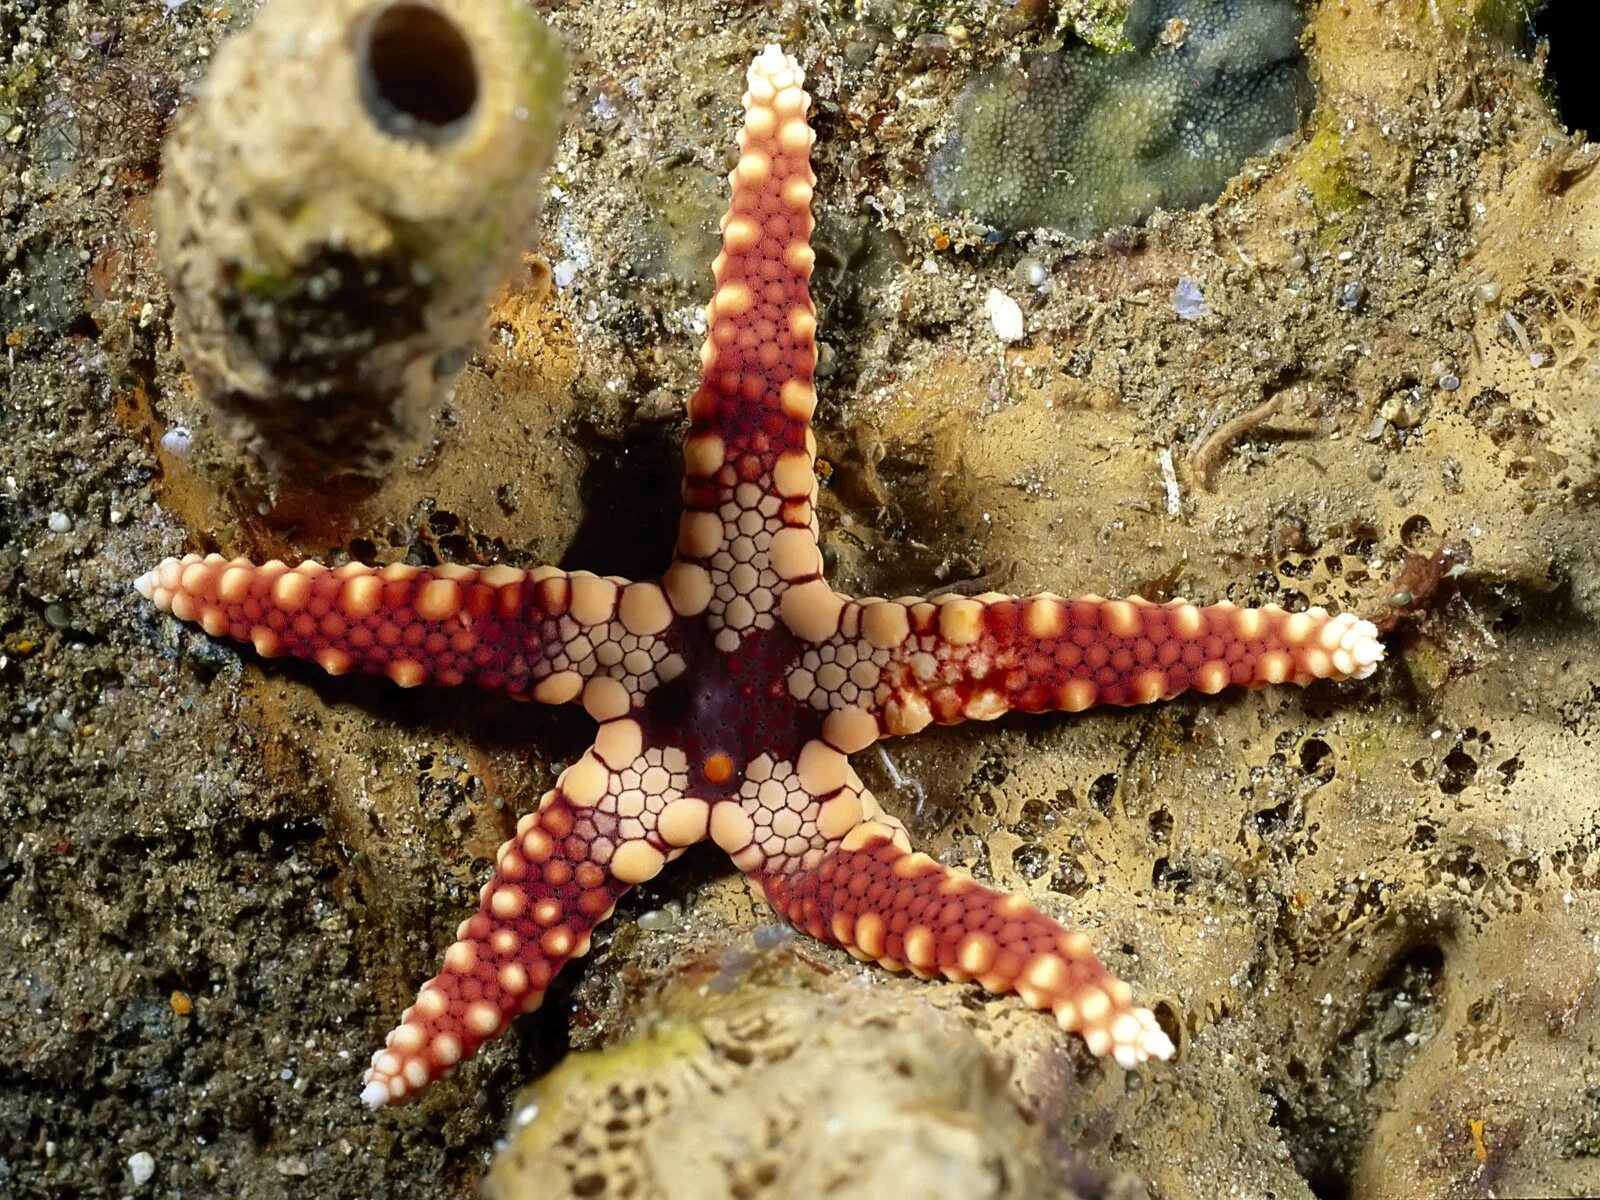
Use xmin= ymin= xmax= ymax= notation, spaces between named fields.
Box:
xmin=929 ymin=0 xmax=1310 ymax=235
xmin=155 ymin=0 xmax=565 ymax=504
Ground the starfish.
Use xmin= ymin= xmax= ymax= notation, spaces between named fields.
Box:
xmin=136 ymin=45 xmax=1384 ymax=1108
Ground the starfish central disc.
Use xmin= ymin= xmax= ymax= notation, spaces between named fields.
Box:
xmin=643 ymin=621 xmax=816 ymax=797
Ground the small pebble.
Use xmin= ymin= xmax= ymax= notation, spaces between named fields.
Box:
xmin=160 ymin=426 xmax=192 ymax=456
xmin=128 ymin=1151 xmax=155 ymax=1188
xmin=637 ymin=902 xmax=682 ymax=932
xmin=44 ymin=603 xmax=71 ymax=630
xmin=1173 ymin=276 xmax=1209 ymax=320
xmin=47 ymin=511 xmax=71 ymax=533
xmin=1437 ymin=373 xmax=1459 ymax=391
xmin=1013 ymin=256 xmax=1048 ymax=290
xmin=985 ymin=287 xmax=1025 ymax=343
xmin=552 ymin=259 xmax=581 ymax=288
xmin=1388 ymin=591 xmax=1414 ymax=607
xmin=1338 ymin=281 xmax=1366 ymax=311
xmin=1475 ymin=281 xmax=1501 ymax=303
xmin=752 ymin=923 xmax=794 ymax=950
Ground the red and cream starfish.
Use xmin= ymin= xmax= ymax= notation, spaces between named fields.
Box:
xmin=137 ymin=46 xmax=1383 ymax=1108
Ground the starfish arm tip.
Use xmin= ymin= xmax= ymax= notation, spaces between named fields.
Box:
xmin=133 ymin=569 xmax=156 ymax=601
xmin=359 ymin=1080 xmax=390 ymax=1110
xmin=1323 ymin=611 xmax=1386 ymax=679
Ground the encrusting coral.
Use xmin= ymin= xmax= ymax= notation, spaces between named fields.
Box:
xmin=136 ymin=43 xmax=1386 ymax=1109
xmin=484 ymin=967 xmax=1059 ymax=1200
xmin=930 ymin=0 xmax=1310 ymax=233
xmin=155 ymin=0 xmax=564 ymax=514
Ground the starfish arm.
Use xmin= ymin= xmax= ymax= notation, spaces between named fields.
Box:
xmin=362 ymin=714 xmax=708 ymax=1106
xmin=135 ymin=553 xmax=681 ymax=701
xmin=669 ymin=45 xmax=825 ymax=653
xmin=783 ymin=592 xmax=1386 ymax=739
xmin=722 ymin=751 xmax=1174 ymax=1069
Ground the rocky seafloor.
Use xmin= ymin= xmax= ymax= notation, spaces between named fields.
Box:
xmin=2 ymin=1 xmax=1599 ymax=1197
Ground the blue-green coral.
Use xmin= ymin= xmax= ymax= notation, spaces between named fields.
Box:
xmin=929 ymin=0 xmax=1311 ymax=235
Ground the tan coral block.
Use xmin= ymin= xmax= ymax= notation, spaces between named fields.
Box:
xmin=780 ymin=579 xmax=845 ymax=642
xmin=533 ymin=670 xmax=583 ymax=705
xmin=619 ymin=583 xmax=672 ymax=636
xmin=822 ymin=707 xmax=879 ymax=753
xmin=658 ymin=798 xmax=710 ymax=846
xmin=662 ymin=561 xmax=713 ymax=616
xmin=816 ymin=789 xmax=864 ymax=839
xmin=388 ymin=660 xmax=426 ymax=688
xmin=1102 ymin=600 xmax=1140 ymax=639
xmin=1169 ymin=602 xmax=1203 ymax=639
xmin=679 ymin=511 xmax=724 ymax=558
xmin=861 ymin=600 xmax=909 ymax=649
xmin=609 ymin=840 xmax=666 ymax=885
xmin=583 ymin=676 xmax=631 ymax=722
xmin=561 ymin=753 xmax=610 ymax=808
xmin=772 ymin=451 xmax=814 ymax=498
xmin=341 ymin=575 xmax=383 ymax=619
xmin=709 ymin=803 xmax=755 ymax=853
xmin=569 ymin=574 xmax=618 ymax=625
xmin=218 ymin=566 xmax=252 ymax=604
xmin=1024 ymin=596 xmax=1065 ymax=639
xmin=769 ymin=526 xmax=821 ymax=581
xmin=938 ymin=598 xmax=984 ymax=646
xmin=884 ymin=693 xmax=933 ymax=735
xmin=797 ymin=740 xmax=847 ymax=795
xmin=415 ymin=578 xmax=460 ymax=622
xmin=272 ymin=571 xmax=311 ymax=612
xmin=780 ymin=378 xmax=816 ymax=420
xmin=594 ymin=718 xmax=643 ymax=769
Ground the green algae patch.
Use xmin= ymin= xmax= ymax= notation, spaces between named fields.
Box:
xmin=930 ymin=0 xmax=1311 ymax=234
xmin=1295 ymin=115 xmax=1371 ymax=220
xmin=1062 ymin=0 xmax=1136 ymax=51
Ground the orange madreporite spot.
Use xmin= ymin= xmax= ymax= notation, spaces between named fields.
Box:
xmin=702 ymin=752 xmax=736 ymax=785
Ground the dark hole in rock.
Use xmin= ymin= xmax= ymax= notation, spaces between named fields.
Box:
xmin=359 ymin=3 xmax=479 ymax=142
xmin=1399 ymin=513 xmax=1433 ymax=550
xmin=1536 ymin=1 xmax=1600 ymax=136
xmin=1088 ymin=772 xmax=1118 ymax=814
xmin=1299 ymin=737 xmax=1334 ymax=783
xmin=1438 ymin=748 xmax=1478 ymax=795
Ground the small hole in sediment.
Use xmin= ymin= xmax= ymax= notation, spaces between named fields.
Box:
xmin=359 ymin=3 xmax=479 ymax=142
